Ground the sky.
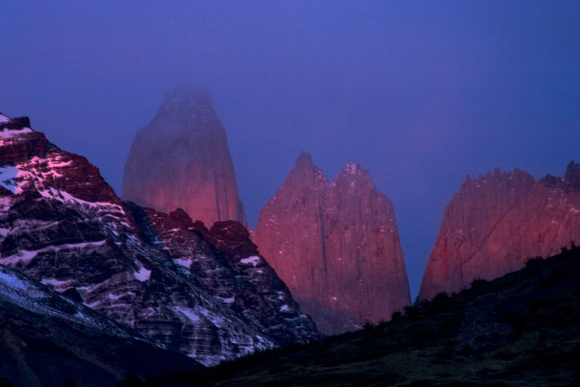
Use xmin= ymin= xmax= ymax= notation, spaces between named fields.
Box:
xmin=1 ymin=1 xmax=579 ymax=300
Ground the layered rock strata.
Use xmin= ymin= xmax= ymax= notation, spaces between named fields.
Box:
xmin=0 ymin=114 xmax=320 ymax=366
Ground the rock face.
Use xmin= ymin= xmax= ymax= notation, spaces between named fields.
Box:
xmin=0 ymin=114 xmax=320 ymax=366
xmin=0 ymin=265 xmax=200 ymax=387
xmin=255 ymin=152 xmax=410 ymax=335
xmin=122 ymin=85 xmax=246 ymax=227
xmin=419 ymin=163 xmax=580 ymax=301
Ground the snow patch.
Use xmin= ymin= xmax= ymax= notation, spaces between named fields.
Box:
xmin=175 ymin=306 xmax=200 ymax=322
xmin=0 ymin=267 xmax=31 ymax=292
xmin=2 ymin=249 xmax=39 ymax=265
xmin=279 ymin=304 xmax=290 ymax=312
xmin=0 ymin=114 xmax=9 ymax=123
xmin=174 ymin=257 xmax=192 ymax=269
xmin=240 ymin=255 xmax=261 ymax=267
xmin=41 ymin=278 xmax=72 ymax=288
xmin=0 ymin=128 xmax=33 ymax=139
xmin=0 ymin=165 xmax=20 ymax=193
xmin=134 ymin=267 xmax=151 ymax=282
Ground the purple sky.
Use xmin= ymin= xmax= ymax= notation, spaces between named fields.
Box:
xmin=1 ymin=1 xmax=579 ymax=299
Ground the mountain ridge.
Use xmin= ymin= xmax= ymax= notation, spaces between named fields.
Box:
xmin=0 ymin=113 xmax=320 ymax=368
xmin=149 ymin=244 xmax=580 ymax=386
xmin=419 ymin=163 xmax=580 ymax=301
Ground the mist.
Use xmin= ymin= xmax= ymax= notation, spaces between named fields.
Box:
xmin=1 ymin=1 xmax=579 ymax=298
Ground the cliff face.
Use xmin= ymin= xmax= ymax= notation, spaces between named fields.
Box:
xmin=255 ymin=152 xmax=410 ymax=335
xmin=0 ymin=114 xmax=319 ymax=366
xmin=122 ymin=85 xmax=246 ymax=227
xmin=419 ymin=163 xmax=580 ymax=301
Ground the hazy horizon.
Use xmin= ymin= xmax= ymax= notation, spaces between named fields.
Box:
xmin=1 ymin=1 xmax=579 ymax=299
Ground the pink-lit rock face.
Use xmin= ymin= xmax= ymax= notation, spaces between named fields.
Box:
xmin=0 ymin=115 xmax=320 ymax=366
xmin=122 ymin=85 xmax=246 ymax=227
xmin=419 ymin=162 xmax=580 ymax=301
xmin=255 ymin=152 xmax=411 ymax=335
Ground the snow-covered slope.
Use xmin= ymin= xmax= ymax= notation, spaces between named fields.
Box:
xmin=0 ymin=264 xmax=200 ymax=387
xmin=0 ymin=114 xmax=320 ymax=367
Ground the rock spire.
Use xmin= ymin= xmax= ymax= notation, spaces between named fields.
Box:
xmin=255 ymin=152 xmax=410 ymax=335
xmin=122 ymin=85 xmax=246 ymax=227
xmin=419 ymin=163 xmax=580 ymax=301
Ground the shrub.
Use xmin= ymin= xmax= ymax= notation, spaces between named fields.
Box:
xmin=470 ymin=278 xmax=488 ymax=289
xmin=525 ymin=256 xmax=543 ymax=268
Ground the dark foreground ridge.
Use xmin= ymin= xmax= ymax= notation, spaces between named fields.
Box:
xmin=140 ymin=245 xmax=580 ymax=386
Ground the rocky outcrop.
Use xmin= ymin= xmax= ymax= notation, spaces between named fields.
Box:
xmin=419 ymin=163 xmax=580 ymax=301
xmin=255 ymin=152 xmax=410 ymax=335
xmin=122 ymin=85 xmax=246 ymax=227
xmin=0 ymin=265 xmax=200 ymax=387
xmin=0 ymin=115 xmax=320 ymax=366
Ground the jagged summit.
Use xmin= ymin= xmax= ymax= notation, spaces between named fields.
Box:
xmin=419 ymin=161 xmax=580 ymax=301
xmin=0 ymin=114 xmax=32 ymax=131
xmin=296 ymin=150 xmax=314 ymax=166
xmin=256 ymin=152 xmax=410 ymax=335
xmin=342 ymin=160 xmax=360 ymax=174
xmin=334 ymin=160 xmax=374 ymax=184
xmin=123 ymin=85 xmax=246 ymax=227
xmin=564 ymin=160 xmax=580 ymax=191
xmin=0 ymin=114 xmax=320 ymax=367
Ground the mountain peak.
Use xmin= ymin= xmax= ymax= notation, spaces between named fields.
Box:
xmin=153 ymin=84 xmax=216 ymax=127
xmin=420 ymin=163 xmax=580 ymax=301
xmin=564 ymin=160 xmax=580 ymax=191
xmin=256 ymin=155 xmax=410 ymax=335
xmin=333 ymin=161 xmax=375 ymax=190
xmin=1 ymin=112 xmax=320 ymax=367
xmin=123 ymin=86 xmax=246 ymax=227
xmin=296 ymin=151 xmax=313 ymax=166
xmin=163 ymin=84 xmax=212 ymax=108
xmin=341 ymin=160 xmax=359 ymax=175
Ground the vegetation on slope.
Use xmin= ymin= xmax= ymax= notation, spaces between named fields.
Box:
xmin=132 ymin=245 xmax=580 ymax=386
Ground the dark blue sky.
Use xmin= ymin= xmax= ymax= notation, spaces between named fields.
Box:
xmin=1 ymin=1 xmax=579 ymax=299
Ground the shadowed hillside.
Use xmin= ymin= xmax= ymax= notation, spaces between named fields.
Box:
xmin=139 ymin=245 xmax=580 ymax=386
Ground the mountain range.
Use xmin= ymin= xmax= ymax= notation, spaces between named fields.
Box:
xmin=0 ymin=112 xmax=320 ymax=379
xmin=1 ymin=88 xmax=579 ymax=385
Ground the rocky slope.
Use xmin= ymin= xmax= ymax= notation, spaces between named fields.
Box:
xmin=0 ymin=264 xmax=200 ymax=387
xmin=419 ymin=163 xmax=580 ymax=301
xmin=154 ymin=245 xmax=580 ymax=386
xmin=0 ymin=113 xmax=320 ymax=367
xmin=122 ymin=85 xmax=246 ymax=227
xmin=255 ymin=152 xmax=410 ymax=335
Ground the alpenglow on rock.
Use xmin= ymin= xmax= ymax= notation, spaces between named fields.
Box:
xmin=0 ymin=113 xmax=320 ymax=366
xmin=255 ymin=152 xmax=411 ymax=335
xmin=419 ymin=163 xmax=580 ymax=301
xmin=123 ymin=85 xmax=246 ymax=227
